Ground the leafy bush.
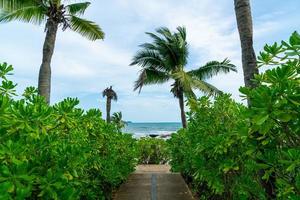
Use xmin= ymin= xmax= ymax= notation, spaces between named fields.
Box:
xmin=137 ymin=137 xmax=169 ymax=164
xmin=168 ymin=32 xmax=300 ymax=199
xmin=0 ymin=63 xmax=137 ymax=199
xmin=169 ymin=95 xmax=265 ymax=199
xmin=244 ymin=31 xmax=300 ymax=199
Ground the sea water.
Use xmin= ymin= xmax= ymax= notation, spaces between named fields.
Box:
xmin=123 ymin=122 xmax=182 ymax=137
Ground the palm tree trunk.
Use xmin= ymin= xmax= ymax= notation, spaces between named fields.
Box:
xmin=106 ymin=98 xmax=111 ymax=123
xmin=178 ymin=91 xmax=187 ymax=128
xmin=235 ymin=1 xmax=276 ymax=198
xmin=234 ymin=0 xmax=258 ymax=90
xmin=38 ymin=19 xmax=58 ymax=104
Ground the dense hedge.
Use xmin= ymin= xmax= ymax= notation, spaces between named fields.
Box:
xmin=137 ymin=137 xmax=169 ymax=164
xmin=0 ymin=63 xmax=137 ymax=199
xmin=168 ymin=33 xmax=300 ymax=199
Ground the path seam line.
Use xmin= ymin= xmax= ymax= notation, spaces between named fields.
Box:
xmin=151 ymin=174 xmax=157 ymax=200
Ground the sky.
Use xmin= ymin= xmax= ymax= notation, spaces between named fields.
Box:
xmin=0 ymin=0 xmax=299 ymax=122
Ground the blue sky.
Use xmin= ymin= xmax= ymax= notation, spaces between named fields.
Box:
xmin=0 ymin=0 xmax=299 ymax=122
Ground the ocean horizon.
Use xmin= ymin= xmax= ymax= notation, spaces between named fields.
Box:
xmin=123 ymin=122 xmax=182 ymax=137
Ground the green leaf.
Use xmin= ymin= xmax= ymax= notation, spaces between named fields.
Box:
xmin=0 ymin=165 xmax=11 ymax=176
xmin=253 ymin=115 xmax=269 ymax=125
xmin=285 ymin=51 xmax=299 ymax=56
xmin=295 ymin=174 xmax=300 ymax=189
xmin=0 ymin=6 xmax=46 ymax=25
xmin=286 ymin=163 xmax=296 ymax=172
xmin=262 ymin=140 xmax=269 ymax=145
xmin=188 ymin=58 xmax=237 ymax=80
xmin=66 ymin=2 xmax=91 ymax=15
xmin=0 ymin=182 xmax=14 ymax=193
xmin=69 ymin=16 xmax=104 ymax=41
xmin=277 ymin=113 xmax=292 ymax=122
xmin=289 ymin=31 xmax=300 ymax=46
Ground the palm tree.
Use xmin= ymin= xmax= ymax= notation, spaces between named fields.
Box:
xmin=234 ymin=1 xmax=276 ymax=198
xmin=130 ymin=26 xmax=237 ymax=128
xmin=111 ymin=112 xmax=126 ymax=131
xmin=0 ymin=0 xmax=104 ymax=103
xmin=102 ymin=86 xmax=117 ymax=123
xmin=234 ymin=0 xmax=258 ymax=91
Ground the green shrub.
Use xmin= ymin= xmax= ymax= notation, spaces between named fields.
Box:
xmin=168 ymin=32 xmax=300 ymax=199
xmin=169 ymin=95 xmax=265 ymax=199
xmin=137 ymin=137 xmax=169 ymax=164
xmin=0 ymin=63 xmax=137 ymax=199
xmin=243 ymin=31 xmax=300 ymax=199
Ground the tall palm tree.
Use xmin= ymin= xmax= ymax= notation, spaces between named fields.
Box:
xmin=102 ymin=86 xmax=117 ymax=123
xmin=130 ymin=26 xmax=237 ymax=128
xmin=234 ymin=1 xmax=276 ymax=198
xmin=234 ymin=0 xmax=258 ymax=91
xmin=0 ymin=0 xmax=104 ymax=103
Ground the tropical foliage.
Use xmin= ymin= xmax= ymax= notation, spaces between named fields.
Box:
xmin=130 ymin=26 xmax=237 ymax=128
xmin=168 ymin=32 xmax=300 ymax=199
xmin=137 ymin=137 xmax=169 ymax=164
xmin=111 ymin=112 xmax=126 ymax=131
xmin=0 ymin=63 xmax=137 ymax=199
xmin=0 ymin=0 xmax=104 ymax=103
xmin=0 ymin=0 xmax=104 ymax=39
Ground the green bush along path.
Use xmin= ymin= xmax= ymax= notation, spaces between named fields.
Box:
xmin=0 ymin=63 xmax=137 ymax=199
xmin=168 ymin=32 xmax=300 ymax=199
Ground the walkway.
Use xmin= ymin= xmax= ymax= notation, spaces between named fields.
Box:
xmin=114 ymin=165 xmax=194 ymax=200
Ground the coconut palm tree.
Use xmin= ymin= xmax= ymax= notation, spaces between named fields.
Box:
xmin=234 ymin=1 xmax=276 ymax=197
xmin=0 ymin=0 xmax=104 ymax=103
xmin=130 ymin=26 xmax=237 ymax=128
xmin=234 ymin=0 xmax=258 ymax=90
xmin=102 ymin=86 xmax=117 ymax=123
xmin=111 ymin=112 xmax=126 ymax=131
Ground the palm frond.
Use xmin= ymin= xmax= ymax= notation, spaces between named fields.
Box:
xmin=111 ymin=90 xmax=117 ymax=101
xmin=130 ymin=49 xmax=167 ymax=71
xmin=52 ymin=0 xmax=61 ymax=6
xmin=0 ymin=0 xmax=39 ymax=11
xmin=191 ymin=79 xmax=222 ymax=96
xmin=143 ymin=27 xmax=189 ymax=70
xmin=69 ymin=16 xmax=104 ymax=41
xmin=156 ymin=27 xmax=173 ymax=42
xmin=171 ymin=70 xmax=194 ymax=95
xmin=146 ymin=33 xmax=178 ymax=68
xmin=145 ymin=31 xmax=166 ymax=44
xmin=172 ymin=70 xmax=222 ymax=98
xmin=102 ymin=86 xmax=118 ymax=101
xmin=134 ymin=68 xmax=170 ymax=92
xmin=65 ymin=2 xmax=90 ymax=15
xmin=112 ymin=111 xmax=122 ymax=121
xmin=188 ymin=58 xmax=237 ymax=80
xmin=0 ymin=6 xmax=46 ymax=24
xmin=176 ymin=26 xmax=186 ymax=41
xmin=171 ymin=35 xmax=188 ymax=66
xmin=138 ymin=43 xmax=157 ymax=51
xmin=145 ymin=31 xmax=177 ymax=61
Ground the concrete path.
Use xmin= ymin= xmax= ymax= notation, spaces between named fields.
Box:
xmin=114 ymin=165 xmax=194 ymax=200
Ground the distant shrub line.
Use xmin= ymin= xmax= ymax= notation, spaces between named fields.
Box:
xmin=137 ymin=137 xmax=169 ymax=164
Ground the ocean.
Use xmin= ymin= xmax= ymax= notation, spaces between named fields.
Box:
xmin=123 ymin=122 xmax=182 ymax=137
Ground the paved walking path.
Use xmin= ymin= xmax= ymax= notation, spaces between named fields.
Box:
xmin=114 ymin=165 xmax=194 ymax=200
